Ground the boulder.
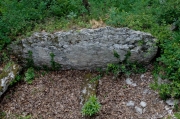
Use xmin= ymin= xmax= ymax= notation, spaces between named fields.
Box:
xmin=11 ymin=26 xmax=158 ymax=70
xmin=0 ymin=62 xmax=22 ymax=97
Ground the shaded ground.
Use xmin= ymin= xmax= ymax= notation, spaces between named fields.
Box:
xmin=0 ymin=68 xmax=173 ymax=119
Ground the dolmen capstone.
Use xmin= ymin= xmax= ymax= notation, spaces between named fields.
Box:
xmin=11 ymin=26 xmax=158 ymax=70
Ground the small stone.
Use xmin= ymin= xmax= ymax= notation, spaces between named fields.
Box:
xmin=135 ymin=106 xmax=143 ymax=114
xmin=157 ymin=76 xmax=162 ymax=85
xmin=166 ymin=98 xmax=179 ymax=106
xmin=143 ymin=89 xmax=149 ymax=94
xmin=126 ymin=78 xmax=137 ymax=87
xmin=165 ymin=105 xmax=170 ymax=111
xmin=143 ymin=108 xmax=146 ymax=113
xmin=140 ymin=74 xmax=145 ymax=79
xmin=99 ymin=79 xmax=102 ymax=85
xmin=126 ymin=101 xmax=135 ymax=107
xmin=126 ymin=78 xmax=132 ymax=85
xmin=158 ymin=76 xmax=170 ymax=85
xmin=140 ymin=101 xmax=147 ymax=108
xmin=132 ymin=83 xmax=137 ymax=87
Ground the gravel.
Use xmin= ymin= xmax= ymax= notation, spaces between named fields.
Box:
xmin=0 ymin=69 xmax=175 ymax=119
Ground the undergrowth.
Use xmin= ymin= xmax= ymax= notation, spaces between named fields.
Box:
xmin=106 ymin=50 xmax=146 ymax=78
xmin=151 ymin=33 xmax=180 ymax=100
xmin=81 ymin=95 xmax=101 ymax=116
xmin=0 ymin=0 xmax=180 ymax=111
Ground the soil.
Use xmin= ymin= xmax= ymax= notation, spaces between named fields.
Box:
xmin=0 ymin=66 xmax=174 ymax=119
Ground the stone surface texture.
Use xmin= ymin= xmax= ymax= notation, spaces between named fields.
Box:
xmin=126 ymin=78 xmax=137 ymax=87
xmin=140 ymin=101 xmax=147 ymax=108
xmin=80 ymin=73 xmax=98 ymax=105
xmin=135 ymin=106 xmax=143 ymax=114
xmin=0 ymin=62 xmax=21 ymax=97
xmin=126 ymin=101 xmax=135 ymax=107
xmin=11 ymin=26 xmax=157 ymax=70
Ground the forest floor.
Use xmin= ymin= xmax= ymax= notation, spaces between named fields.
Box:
xmin=0 ymin=64 xmax=175 ymax=119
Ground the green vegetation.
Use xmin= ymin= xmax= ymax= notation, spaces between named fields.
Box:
xmin=26 ymin=51 xmax=34 ymax=68
xmin=150 ymin=33 xmax=180 ymax=100
xmin=158 ymin=33 xmax=180 ymax=81
xmin=9 ymin=75 xmax=22 ymax=86
xmin=50 ymin=52 xmax=61 ymax=70
xmin=0 ymin=111 xmax=32 ymax=119
xmin=90 ymin=75 xmax=101 ymax=83
xmin=0 ymin=0 xmax=179 ymax=108
xmin=106 ymin=51 xmax=146 ymax=78
xmin=174 ymin=112 xmax=180 ymax=119
xmin=25 ymin=67 xmax=35 ymax=84
xmin=81 ymin=95 xmax=101 ymax=116
xmin=0 ymin=111 xmax=6 ymax=119
xmin=0 ymin=0 xmax=85 ymax=50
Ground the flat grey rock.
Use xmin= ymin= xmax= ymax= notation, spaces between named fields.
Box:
xmin=166 ymin=98 xmax=179 ymax=106
xmin=10 ymin=26 xmax=158 ymax=70
xmin=143 ymin=89 xmax=149 ymax=94
xmin=135 ymin=106 xmax=143 ymax=114
xmin=140 ymin=101 xmax=147 ymax=108
xmin=126 ymin=101 xmax=135 ymax=107
xmin=126 ymin=78 xmax=137 ymax=87
xmin=140 ymin=74 xmax=145 ymax=79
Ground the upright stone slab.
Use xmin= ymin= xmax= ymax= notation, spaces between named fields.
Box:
xmin=0 ymin=62 xmax=22 ymax=97
xmin=11 ymin=26 xmax=158 ymax=70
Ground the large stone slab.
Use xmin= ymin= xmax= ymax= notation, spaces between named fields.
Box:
xmin=11 ymin=26 xmax=157 ymax=70
xmin=0 ymin=62 xmax=22 ymax=97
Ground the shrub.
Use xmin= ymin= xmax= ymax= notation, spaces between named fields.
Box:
xmin=154 ymin=33 xmax=180 ymax=99
xmin=106 ymin=51 xmax=146 ymax=77
xmin=0 ymin=0 xmax=83 ymax=50
xmin=10 ymin=75 xmax=22 ymax=86
xmin=25 ymin=67 xmax=35 ymax=84
xmin=81 ymin=95 xmax=101 ymax=116
xmin=155 ymin=0 xmax=180 ymax=25
xmin=0 ymin=0 xmax=49 ymax=50
xmin=49 ymin=0 xmax=82 ymax=17
xmin=158 ymin=33 xmax=180 ymax=81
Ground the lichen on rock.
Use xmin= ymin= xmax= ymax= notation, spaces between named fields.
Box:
xmin=10 ymin=26 xmax=158 ymax=70
xmin=0 ymin=62 xmax=22 ymax=97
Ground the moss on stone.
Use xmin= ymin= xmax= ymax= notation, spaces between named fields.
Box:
xmin=81 ymin=73 xmax=99 ymax=105
xmin=0 ymin=61 xmax=22 ymax=97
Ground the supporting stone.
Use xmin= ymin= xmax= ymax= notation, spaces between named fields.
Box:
xmin=0 ymin=62 xmax=22 ymax=97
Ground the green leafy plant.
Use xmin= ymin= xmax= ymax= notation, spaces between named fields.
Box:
xmin=0 ymin=0 xmax=180 ymax=104
xmin=106 ymin=50 xmax=146 ymax=78
xmin=157 ymin=33 xmax=180 ymax=81
xmin=150 ymin=33 xmax=180 ymax=100
xmin=26 ymin=51 xmax=34 ymax=68
xmin=49 ymin=0 xmax=82 ymax=17
xmin=113 ymin=50 xmax=120 ymax=58
xmin=174 ymin=112 xmax=180 ymax=119
xmin=10 ymin=75 xmax=22 ymax=86
xmin=0 ymin=111 xmax=32 ymax=119
xmin=1 ymin=52 xmax=9 ymax=63
xmin=174 ymin=100 xmax=179 ymax=112
xmin=25 ymin=67 xmax=35 ymax=84
xmin=18 ymin=115 xmax=32 ymax=119
xmin=4 ymin=61 xmax=12 ymax=71
xmin=90 ymin=75 xmax=101 ymax=83
xmin=0 ymin=111 xmax=6 ymax=119
xmin=106 ymin=63 xmax=120 ymax=77
xmin=81 ymin=95 xmax=101 ymax=116
xmin=50 ymin=52 xmax=61 ymax=70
